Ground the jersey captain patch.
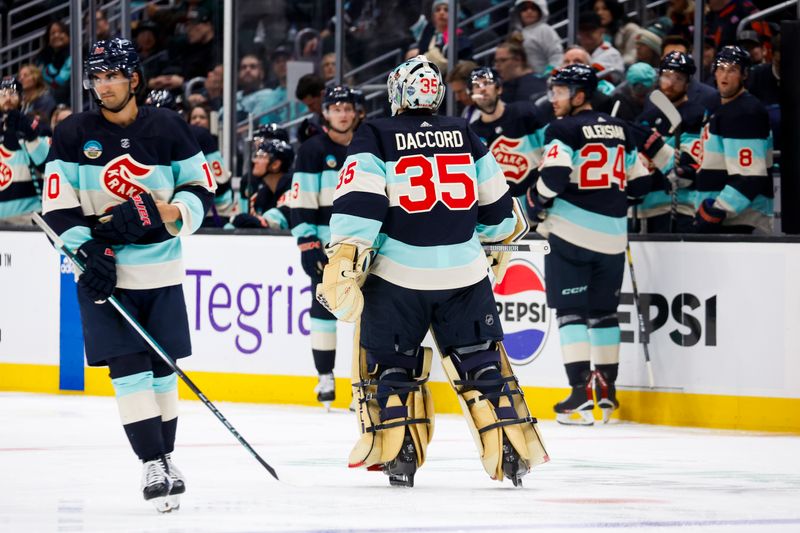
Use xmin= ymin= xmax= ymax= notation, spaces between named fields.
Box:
xmin=100 ymin=154 xmax=154 ymax=200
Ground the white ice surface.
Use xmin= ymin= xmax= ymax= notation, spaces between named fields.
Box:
xmin=1 ymin=392 xmax=799 ymax=533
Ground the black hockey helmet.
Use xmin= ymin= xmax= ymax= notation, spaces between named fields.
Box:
xmin=550 ymin=63 xmax=598 ymax=98
xmin=146 ymin=89 xmax=182 ymax=111
xmin=660 ymin=51 xmax=696 ymax=77
xmin=712 ymin=45 xmax=751 ymax=73
xmin=467 ymin=66 xmax=502 ymax=92
xmin=323 ymin=84 xmax=356 ymax=110
xmin=253 ymin=138 xmax=295 ymax=173
xmin=0 ymin=75 xmax=23 ymax=95
xmin=84 ymin=38 xmax=141 ymax=80
xmin=351 ymin=88 xmax=366 ymax=112
xmin=254 ymin=122 xmax=289 ymax=143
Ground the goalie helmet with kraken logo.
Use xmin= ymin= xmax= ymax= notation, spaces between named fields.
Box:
xmin=386 ymin=55 xmax=445 ymax=116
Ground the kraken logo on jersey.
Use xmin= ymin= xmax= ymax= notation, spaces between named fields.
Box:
xmin=0 ymin=145 xmax=12 ymax=191
xmin=100 ymin=154 xmax=154 ymax=200
xmin=490 ymin=137 xmax=530 ymax=184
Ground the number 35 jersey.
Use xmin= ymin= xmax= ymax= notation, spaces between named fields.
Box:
xmin=534 ymin=110 xmax=650 ymax=254
xmin=330 ymin=113 xmax=519 ymax=291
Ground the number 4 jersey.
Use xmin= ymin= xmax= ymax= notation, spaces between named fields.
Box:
xmin=534 ymin=110 xmax=651 ymax=254
xmin=330 ymin=113 xmax=519 ymax=291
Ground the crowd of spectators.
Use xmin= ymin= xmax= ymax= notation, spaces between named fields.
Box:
xmin=0 ymin=0 xmax=787 ymax=233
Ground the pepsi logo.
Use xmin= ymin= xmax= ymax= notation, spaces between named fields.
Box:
xmin=493 ymin=258 xmax=550 ymax=365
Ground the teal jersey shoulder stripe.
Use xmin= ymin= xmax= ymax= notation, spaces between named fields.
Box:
xmin=550 ymin=198 xmax=627 ymax=236
xmin=293 ymin=171 xmax=320 ymax=193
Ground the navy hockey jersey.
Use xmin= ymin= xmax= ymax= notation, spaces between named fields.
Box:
xmin=635 ymin=99 xmax=705 ymax=218
xmin=42 ymin=107 xmax=215 ymax=289
xmin=330 ymin=113 xmax=518 ymax=291
xmin=290 ymin=133 xmax=349 ymax=245
xmin=470 ymin=101 xmax=547 ymax=200
xmin=0 ymin=114 xmax=50 ymax=221
xmin=189 ymin=124 xmax=232 ymax=219
xmin=535 ymin=110 xmax=650 ymax=254
xmin=254 ymin=172 xmax=292 ymax=229
xmin=694 ymin=91 xmax=773 ymax=232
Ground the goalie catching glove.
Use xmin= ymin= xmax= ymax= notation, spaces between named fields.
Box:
xmin=315 ymin=243 xmax=374 ymax=323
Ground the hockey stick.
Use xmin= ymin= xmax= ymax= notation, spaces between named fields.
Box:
xmin=625 ymin=244 xmax=655 ymax=389
xmin=482 ymin=242 xmax=550 ymax=254
xmin=648 ymin=90 xmax=684 ymax=234
xmin=648 ymin=90 xmax=682 ymax=135
xmin=610 ymin=104 xmax=655 ymax=388
xmin=32 ymin=213 xmax=280 ymax=481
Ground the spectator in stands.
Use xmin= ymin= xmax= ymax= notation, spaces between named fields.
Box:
xmin=494 ymin=35 xmax=547 ymax=103
xmin=747 ymin=33 xmax=780 ymax=150
xmin=736 ymin=29 xmax=765 ymax=65
xmin=509 ymin=0 xmax=563 ymax=75
xmin=50 ymin=104 xmax=72 ymax=130
xmin=187 ymin=103 xmax=212 ymax=130
xmin=153 ymin=6 xmax=219 ymax=91
xmin=35 ymin=21 xmax=71 ymax=105
xmin=409 ymin=0 xmax=473 ymax=74
xmin=594 ymin=0 xmax=640 ymax=66
xmin=18 ymin=64 xmax=56 ymax=122
xmin=578 ymin=11 xmax=625 ymax=85
xmin=561 ymin=45 xmax=616 ymax=95
xmin=667 ymin=0 xmax=694 ymax=43
xmin=320 ymin=53 xmax=337 ymax=83
xmin=610 ymin=62 xmax=657 ymax=120
xmin=705 ymin=0 xmax=768 ymax=48
xmin=701 ymin=36 xmax=717 ymax=84
xmin=134 ymin=21 xmax=167 ymax=81
xmin=266 ymin=45 xmax=291 ymax=90
xmin=231 ymin=54 xmax=289 ymax=126
xmin=204 ymin=64 xmax=223 ymax=110
xmin=634 ymin=19 xmax=671 ymax=68
xmin=95 ymin=9 xmax=111 ymax=41
xmin=661 ymin=35 xmax=691 ymax=57
xmin=445 ymin=60 xmax=480 ymax=123
xmin=295 ymin=74 xmax=326 ymax=143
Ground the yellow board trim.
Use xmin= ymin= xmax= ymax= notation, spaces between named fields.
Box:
xmin=2 ymin=363 xmax=799 ymax=433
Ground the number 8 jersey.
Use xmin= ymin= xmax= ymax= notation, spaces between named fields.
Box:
xmin=329 ymin=113 xmax=519 ymax=290
xmin=534 ymin=110 xmax=650 ymax=254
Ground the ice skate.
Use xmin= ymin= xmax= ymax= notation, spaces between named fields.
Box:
xmin=141 ymin=456 xmax=174 ymax=513
xmin=501 ymin=436 xmax=528 ymax=487
xmin=164 ymin=453 xmax=186 ymax=511
xmin=594 ymin=370 xmax=619 ymax=423
xmin=383 ymin=433 xmax=417 ymax=487
xmin=315 ymin=373 xmax=335 ymax=410
xmin=554 ymin=371 xmax=595 ymax=426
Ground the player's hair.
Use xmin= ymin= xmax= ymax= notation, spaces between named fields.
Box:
xmin=446 ymin=60 xmax=478 ymax=84
xmin=661 ymin=35 xmax=691 ymax=55
xmin=295 ymin=74 xmax=325 ymax=101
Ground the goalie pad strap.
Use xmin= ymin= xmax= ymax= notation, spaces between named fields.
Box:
xmin=369 ymin=417 xmax=432 ymax=433
xmin=456 ymin=351 xmax=501 ymax=374
xmin=454 ymin=375 xmax=516 ymax=388
xmin=466 ymin=388 xmax=523 ymax=406
xmin=381 ymin=406 xmax=411 ymax=420
xmin=478 ymin=416 xmax=537 ymax=434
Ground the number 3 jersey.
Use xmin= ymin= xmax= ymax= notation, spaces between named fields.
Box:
xmin=534 ymin=110 xmax=650 ymax=254
xmin=42 ymin=107 xmax=216 ymax=290
xmin=330 ymin=113 xmax=519 ymax=291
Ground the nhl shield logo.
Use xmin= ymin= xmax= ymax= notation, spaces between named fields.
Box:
xmin=0 ymin=146 xmax=13 ymax=191
xmin=100 ymin=154 xmax=154 ymax=200
xmin=490 ymin=136 xmax=531 ymax=184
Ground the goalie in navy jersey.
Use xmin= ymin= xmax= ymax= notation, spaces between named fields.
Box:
xmin=693 ymin=45 xmax=773 ymax=234
xmin=318 ymin=55 xmax=548 ymax=488
xmin=467 ymin=66 xmax=548 ymax=208
xmin=290 ymin=85 xmax=359 ymax=409
xmin=41 ymin=39 xmax=215 ymax=512
xmin=527 ymin=64 xmax=651 ymax=425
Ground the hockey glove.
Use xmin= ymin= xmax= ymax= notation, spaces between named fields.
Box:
xmin=76 ymin=240 xmax=117 ymax=303
xmin=92 ymin=192 xmax=164 ymax=244
xmin=231 ymin=213 xmax=268 ymax=228
xmin=693 ymin=198 xmax=727 ymax=233
xmin=298 ymin=236 xmax=327 ymax=281
xmin=641 ymin=130 xmax=665 ymax=161
xmin=526 ymin=187 xmax=552 ymax=223
xmin=316 ymin=243 xmax=369 ymax=322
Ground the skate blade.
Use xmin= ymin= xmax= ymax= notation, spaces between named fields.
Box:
xmin=600 ymin=407 xmax=616 ymax=423
xmin=556 ymin=411 xmax=595 ymax=426
xmin=148 ymin=495 xmax=173 ymax=513
xmin=388 ymin=474 xmax=414 ymax=487
xmin=322 ymin=401 xmax=332 ymax=412
xmin=167 ymin=494 xmax=181 ymax=511
xmin=511 ymin=475 xmax=524 ymax=488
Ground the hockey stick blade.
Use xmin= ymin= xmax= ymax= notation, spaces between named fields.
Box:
xmin=648 ymin=90 xmax=682 ymax=135
xmin=31 ymin=213 xmax=280 ymax=480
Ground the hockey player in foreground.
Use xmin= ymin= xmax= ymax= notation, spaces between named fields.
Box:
xmin=317 ymin=56 xmax=548 ymax=487
xmin=527 ymin=64 xmax=651 ymax=425
xmin=290 ymin=85 xmax=359 ymax=409
xmin=41 ymin=39 xmax=215 ymax=512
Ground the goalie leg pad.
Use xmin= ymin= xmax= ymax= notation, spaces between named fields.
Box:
xmin=349 ymin=330 xmax=434 ymax=474
xmin=440 ymin=341 xmax=549 ymax=483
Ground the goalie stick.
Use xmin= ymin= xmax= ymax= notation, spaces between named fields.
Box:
xmin=32 ymin=212 xmax=280 ymax=481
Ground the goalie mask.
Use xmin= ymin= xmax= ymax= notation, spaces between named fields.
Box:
xmin=387 ymin=55 xmax=445 ymax=116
